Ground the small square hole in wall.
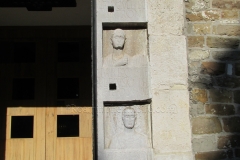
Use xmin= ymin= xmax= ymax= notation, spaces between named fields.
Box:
xmin=57 ymin=115 xmax=79 ymax=137
xmin=14 ymin=42 xmax=36 ymax=63
xmin=58 ymin=42 xmax=80 ymax=62
xmin=57 ymin=78 xmax=79 ymax=99
xmin=11 ymin=116 xmax=34 ymax=138
xmin=109 ymin=83 xmax=117 ymax=90
xmin=108 ymin=6 xmax=114 ymax=12
xmin=12 ymin=78 xmax=35 ymax=100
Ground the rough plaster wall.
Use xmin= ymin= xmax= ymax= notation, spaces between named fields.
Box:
xmin=185 ymin=0 xmax=240 ymax=159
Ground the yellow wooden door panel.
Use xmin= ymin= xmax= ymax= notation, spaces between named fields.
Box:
xmin=6 ymin=107 xmax=92 ymax=160
xmin=46 ymin=107 xmax=92 ymax=160
xmin=5 ymin=107 xmax=45 ymax=160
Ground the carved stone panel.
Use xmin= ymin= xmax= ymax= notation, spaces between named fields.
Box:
xmin=102 ymin=29 xmax=150 ymax=101
xmin=104 ymin=105 xmax=152 ymax=149
xmin=98 ymin=0 xmax=146 ymax=22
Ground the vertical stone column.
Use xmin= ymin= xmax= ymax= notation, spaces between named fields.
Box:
xmin=147 ymin=0 xmax=193 ymax=159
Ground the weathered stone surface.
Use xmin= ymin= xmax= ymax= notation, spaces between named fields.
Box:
xmin=234 ymin=90 xmax=240 ymax=103
xmin=218 ymin=135 xmax=240 ymax=149
xmin=188 ymin=36 xmax=204 ymax=47
xmin=201 ymin=62 xmax=226 ymax=75
xmin=209 ymin=89 xmax=232 ymax=103
xmin=213 ymin=25 xmax=240 ymax=36
xmin=213 ymin=0 xmax=240 ymax=9
xmin=205 ymin=104 xmax=235 ymax=115
xmin=213 ymin=76 xmax=240 ymax=88
xmin=191 ymin=88 xmax=208 ymax=103
xmin=150 ymin=36 xmax=188 ymax=87
xmin=189 ymin=74 xmax=212 ymax=85
xmin=189 ymin=61 xmax=201 ymax=75
xmin=152 ymin=90 xmax=192 ymax=153
xmin=189 ymin=50 xmax=209 ymax=60
xmin=192 ymin=117 xmax=222 ymax=134
xmin=193 ymin=135 xmax=217 ymax=152
xmin=186 ymin=10 xmax=221 ymax=21
xmin=190 ymin=103 xmax=205 ymax=117
xmin=185 ymin=0 xmax=210 ymax=12
xmin=235 ymin=63 xmax=240 ymax=76
xmin=195 ymin=150 xmax=233 ymax=160
xmin=223 ymin=117 xmax=240 ymax=132
xmin=207 ymin=37 xmax=240 ymax=48
xmin=148 ymin=0 xmax=184 ymax=35
xmin=187 ymin=23 xmax=211 ymax=35
xmin=212 ymin=51 xmax=240 ymax=61
xmin=221 ymin=10 xmax=238 ymax=19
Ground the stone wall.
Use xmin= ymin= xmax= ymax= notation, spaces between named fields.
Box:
xmin=185 ymin=0 xmax=240 ymax=159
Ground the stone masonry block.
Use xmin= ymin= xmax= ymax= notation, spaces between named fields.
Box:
xmin=189 ymin=50 xmax=209 ymax=61
xmin=148 ymin=0 xmax=184 ymax=35
xmin=152 ymin=90 xmax=192 ymax=153
xmin=209 ymin=89 xmax=232 ymax=103
xmin=221 ymin=10 xmax=238 ymax=19
xmin=193 ymin=135 xmax=217 ymax=152
xmin=218 ymin=135 xmax=240 ymax=149
xmin=188 ymin=36 xmax=204 ymax=47
xmin=213 ymin=25 xmax=240 ymax=36
xmin=223 ymin=117 xmax=240 ymax=132
xmin=186 ymin=10 xmax=221 ymax=21
xmin=195 ymin=150 xmax=233 ymax=160
xmin=185 ymin=0 xmax=210 ymax=12
xmin=234 ymin=90 xmax=240 ymax=103
xmin=201 ymin=62 xmax=225 ymax=75
xmin=191 ymin=88 xmax=208 ymax=103
xmin=192 ymin=117 xmax=222 ymax=134
xmin=213 ymin=0 xmax=240 ymax=9
xmin=205 ymin=104 xmax=235 ymax=115
xmin=187 ymin=23 xmax=211 ymax=35
xmin=149 ymin=36 xmax=188 ymax=87
xmin=207 ymin=36 xmax=240 ymax=48
xmin=189 ymin=61 xmax=201 ymax=75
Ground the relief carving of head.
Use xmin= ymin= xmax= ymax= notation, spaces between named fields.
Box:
xmin=111 ymin=29 xmax=126 ymax=50
xmin=122 ymin=107 xmax=136 ymax=129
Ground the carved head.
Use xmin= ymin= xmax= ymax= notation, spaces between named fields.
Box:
xmin=122 ymin=107 xmax=136 ymax=129
xmin=111 ymin=29 xmax=126 ymax=50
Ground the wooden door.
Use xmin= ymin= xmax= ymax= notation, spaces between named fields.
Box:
xmin=5 ymin=107 xmax=92 ymax=160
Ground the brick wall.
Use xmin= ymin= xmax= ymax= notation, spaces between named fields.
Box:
xmin=185 ymin=0 xmax=240 ymax=159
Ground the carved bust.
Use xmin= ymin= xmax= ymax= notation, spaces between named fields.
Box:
xmin=103 ymin=29 xmax=129 ymax=67
xmin=109 ymin=107 xmax=149 ymax=149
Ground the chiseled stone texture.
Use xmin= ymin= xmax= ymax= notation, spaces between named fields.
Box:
xmin=185 ymin=0 xmax=240 ymax=159
xmin=152 ymin=90 xmax=192 ymax=153
xmin=193 ymin=135 xmax=217 ymax=152
xmin=207 ymin=36 xmax=240 ymax=48
xmin=188 ymin=50 xmax=209 ymax=61
xmin=195 ymin=150 xmax=233 ymax=160
xmin=149 ymin=36 xmax=188 ymax=88
xmin=205 ymin=104 xmax=235 ymax=115
xmin=147 ymin=0 xmax=184 ymax=35
xmin=218 ymin=135 xmax=240 ymax=149
xmin=192 ymin=117 xmax=222 ymax=134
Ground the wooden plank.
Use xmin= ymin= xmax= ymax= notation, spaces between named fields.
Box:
xmin=45 ymin=107 xmax=56 ymax=160
xmin=55 ymin=138 xmax=80 ymax=160
xmin=80 ymin=108 xmax=92 ymax=138
xmin=7 ymin=107 xmax=35 ymax=116
xmin=35 ymin=108 xmax=45 ymax=160
xmin=80 ymin=138 xmax=93 ymax=160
